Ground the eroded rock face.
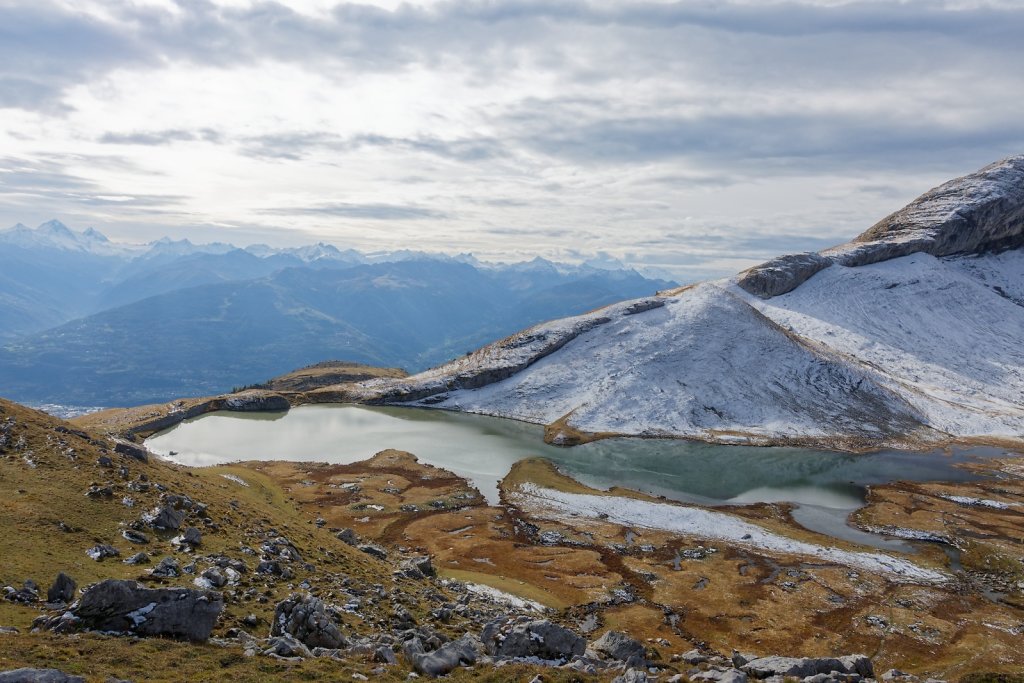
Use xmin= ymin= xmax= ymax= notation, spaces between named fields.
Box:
xmin=858 ymin=155 xmax=1024 ymax=257
xmin=736 ymin=252 xmax=833 ymax=298
xmin=223 ymin=391 xmax=290 ymax=412
xmin=737 ymin=155 xmax=1024 ymax=298
xmin=271 ymin=593 xmax=347 ymax=650
xmin=38 ymin=579 xmax=222 ymax=642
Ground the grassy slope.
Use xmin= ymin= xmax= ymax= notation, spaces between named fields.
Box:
xmin=0 ymin=399 xmax=594 ymax=682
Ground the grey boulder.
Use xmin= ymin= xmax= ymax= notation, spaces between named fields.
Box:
xmin=744 ymin=654 xmax=872 ymax=679
xmin=46 ymin=573 xmax=76 ymax=603
xmin=141 ymin=504 xmax=186 ymax=531
xmin=0 ymin=670 xmax=85 ymax=683
xmin=591 ymin=629 xmax=646 ymax=664
xmin=404 ymin=634 xmax=479 ymax=677
xmin=397 ymin=556 xmax=435 ymax=580
xmin=483 ymin=618 xmax=585 ymax=661
xmin=336 ymin=528 xmax=358 ymax=545
xmin=271 ymin=593 xmax=347 ymax=649
xmin=85 ymin=545 xmax=119 ymax=561
xmin=263 ymin=634 xmax=312 ymax=659
xmin=358 ymin=544 xmax=388 ymax=560
xmin=39 ymin=579 xmax=222 ymax=641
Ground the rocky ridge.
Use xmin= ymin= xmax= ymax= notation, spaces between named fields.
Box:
xmin=738 ymin=155 xmax=1024 ymax=297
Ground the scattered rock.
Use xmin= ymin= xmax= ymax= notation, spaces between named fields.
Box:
xmin=591 ymin=630 xmax=646 ymax=665
xmin=3 ymin=582 xmax=39 ymax=605
xmin=141 ymin=504 xmax=186 ymax=531
xmin=271 ymin=593 xmax=347 ymax=649
xmin=263 ymin=634 xmax=311 ymax=659
xmin=86 ymin=545 xmax=119 ymax=561
xmin=374 ymin=645 xmax=398 ymax=665
xmin=123 ymin=552 xmax=150 ymax=566
xmin=336 ymin=528 xmax=358 ymax=545
xmin=197 ymin=567 xmax=227 ymax=589
xmin=682 ymin=649 xmax=709 ymax=665
xmin=46 ymin=573 xmax=76 ymax=604
xmin=397 ymin=556 xmax=435 ymax=580
xmin=172 ymin=527 xmax=202 ymax=548
xmin=121 ymin=530 xmax=149 ymax=545
xmin=113 ymin=441 xmax=148 ymax=462
xmin=358 ymin=544 xmax=388 ymax=560
xmin=691 ymin=669 xmax=747 ymax=683
xmin=85 ymin=485 xmax=113 ymax=499
xmin=149 ymin=556 xmax=181 ymax=578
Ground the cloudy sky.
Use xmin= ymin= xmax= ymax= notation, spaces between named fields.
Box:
xmin=2 ymin=0 xmax=1023 ymax=280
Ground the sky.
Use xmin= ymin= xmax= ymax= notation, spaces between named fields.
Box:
xmin=1 ymin=0 xmax=1023 ymax=281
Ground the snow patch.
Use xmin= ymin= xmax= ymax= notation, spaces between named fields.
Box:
xmin=514 ymin=484 xmax=947 ymax=584
xmin=126 ymin=601 xmax=157 ymax=626
xmin=938 ymin=495 xmax=1018 ymax=510
xmin=462 ymin=582 xmax=546 ymax=612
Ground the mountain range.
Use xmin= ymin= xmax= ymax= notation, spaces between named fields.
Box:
xmin=0 ymin=222 xmax=674 ymax=406
xmin=343 ymin=155 xmax=1024 ymax=451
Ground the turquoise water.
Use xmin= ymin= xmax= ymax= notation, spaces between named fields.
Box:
xmin=145 ymin=404 xmax=1002 ymax=549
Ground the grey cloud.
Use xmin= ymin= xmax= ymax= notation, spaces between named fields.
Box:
xmin=0 ymin=77 xmax=74 ymax=113
xmin=240 ymin=132 xmax=504 ymax=162
xmin=502 ymin=103 xmax=1024 ymax=174
xmin=259 ymin=202 xmax=448 ymax=220
xmin=5 ymin=1 xmax=1023 ymax=110
xmin=0 ymin=156 xmax=185 ymax=211
xmin=99 ymin=129 xmax=222 ymax=145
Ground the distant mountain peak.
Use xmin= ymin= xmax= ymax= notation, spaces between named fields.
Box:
xmin=0 ymin=218 xmax=128 ymax=255
xmin=37 ymin=219 xmax=73 ymax=234
xmin=81 ymin=227 xmax=110 ymax=242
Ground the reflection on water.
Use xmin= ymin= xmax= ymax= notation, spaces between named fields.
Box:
xmin=146 ymin=404 xmax=1002 ymax=548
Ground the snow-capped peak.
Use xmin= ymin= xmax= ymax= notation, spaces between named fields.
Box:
xmin=0 ymin=219 xmax=125 ymax=255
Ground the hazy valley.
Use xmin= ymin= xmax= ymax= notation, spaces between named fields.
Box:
xmin=0 ymin=223 xmax=673 ymax=406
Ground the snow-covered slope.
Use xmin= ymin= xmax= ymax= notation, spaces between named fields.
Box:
xmin=742 ymin=252 xmax=1024 ymax=440
xmin=353 ymin=155 xmax=1024 ymax=449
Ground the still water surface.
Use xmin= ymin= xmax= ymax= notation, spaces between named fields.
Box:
xmin=146 ymin=404 xmax=999 ymax=550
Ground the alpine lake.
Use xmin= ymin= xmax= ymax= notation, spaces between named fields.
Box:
xmin=145 ymin=403 xmax=1004 ymax=553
